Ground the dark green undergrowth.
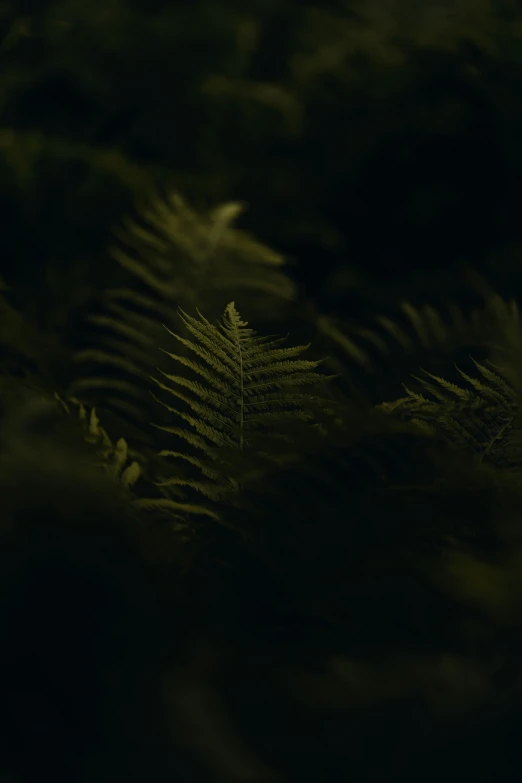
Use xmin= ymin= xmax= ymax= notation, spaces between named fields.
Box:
xmin=2 ymin=189 xmax=522 ymax=782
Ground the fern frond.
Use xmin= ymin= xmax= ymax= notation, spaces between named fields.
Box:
xmin=378 ymin=361 xmax=522 ymax=470
xmin=316 ymin=298 xmax=488 ymax=400
xmin=154 ymin=302 xmax=331 ymax=449
xmin=111 ymin=189 xmax=295 ymax=309
xmin=70 ymin=189 xmax=295 ymax=426
xmin=132 ymin=497 xmax=221 ymax=522
xmin=54 ymin=394 xmax=143 ymax=488
xmin=0 ymin=127 xmax=152 ymax=194
xmin=147 ymin=302 xmax=334 ymax=509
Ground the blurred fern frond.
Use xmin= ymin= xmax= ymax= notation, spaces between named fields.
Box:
xmin=108 ymin=188 xmax=295 ymax=312
xmin=315 ymin=298 xmax=488 ymax=401
xmin=0 ymin=127 xmax=153 ymax=193
xmin=54 ymin=394 xmax=143 ymax=489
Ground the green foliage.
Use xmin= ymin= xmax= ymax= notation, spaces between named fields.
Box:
xmin=314 ymin=296 xmax=489 ymax=403
xmin=6 ymin=0 xmax=522 ymax=302
xmin=378 ymin=359 xmax=522 ymax=470
xmin=0 ymin=127 xmax=153 ymax=196
xmin=4 ymin=238 xmax=522 ymax=780
xmin=109 ymin=189 xmax=294 ymax=315
xmin=318 ymin=298 xmax=483 ymax=370
xmin=69 ymin=189 xmax=296 ymax=426
xmin=144 ymin=301 xmax=333 ymax=520
xmin=7 ymin=1 xmax=522 ymax=776
xmin=54 ymin=393 xmax=142 ymax=488
xmin=371 ymin=290 xmax=522 ymax=473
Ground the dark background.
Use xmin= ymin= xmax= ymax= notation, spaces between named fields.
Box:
xmin=1 ymin=0 xmax=522 ymax=322
xmin=2 ymin=3 xmax=522 ymax=781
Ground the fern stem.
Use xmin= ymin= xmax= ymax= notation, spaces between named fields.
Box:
xmin=238 ymin=332 xmax=245 ymax=451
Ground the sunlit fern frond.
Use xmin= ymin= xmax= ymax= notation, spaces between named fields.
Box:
xmin=69 ymin=189 xmax=295 ymax=427
xmin=378 ymin=359 xmax=522 ymax=471
xmin=144 ymin=301 xmax=335 ymax=516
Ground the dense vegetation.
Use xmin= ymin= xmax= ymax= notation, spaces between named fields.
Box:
xmin=2 ymin=1 xmax=522 ymax=781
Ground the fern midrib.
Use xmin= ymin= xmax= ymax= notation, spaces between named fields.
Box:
xmin=224 ymin=305 xmax=245 ymax=450
xmin=238 ymin=331 xmax=245 ymax=451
